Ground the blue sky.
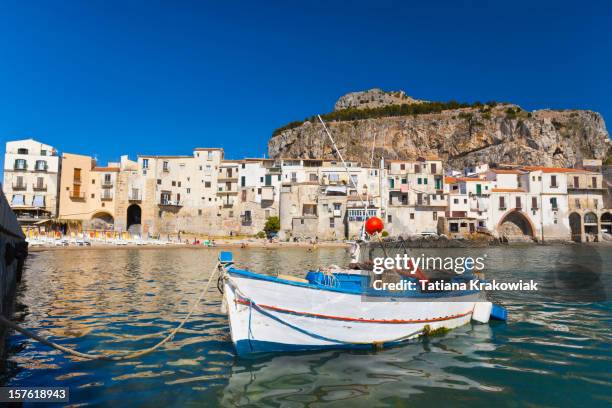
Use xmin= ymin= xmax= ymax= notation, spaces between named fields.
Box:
xmin=1 ymin=0 xmax=610 ymax=171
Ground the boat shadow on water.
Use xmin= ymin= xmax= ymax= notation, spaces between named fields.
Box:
xmin=221 ymin=323 xmax=500 ymax=406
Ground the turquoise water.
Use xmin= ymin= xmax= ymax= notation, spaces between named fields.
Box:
xmin=2 ymin=245 xmax=611 ymax=407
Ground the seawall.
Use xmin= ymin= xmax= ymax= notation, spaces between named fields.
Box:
xmin=0 ymin=186 xmax=27 ymax=362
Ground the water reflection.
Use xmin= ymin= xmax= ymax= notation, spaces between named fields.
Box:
xmin=2 ymin=246 xmax=611 ymax=407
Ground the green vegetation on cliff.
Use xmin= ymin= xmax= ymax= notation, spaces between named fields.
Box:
xmin=272 ymin=100 xmax=500 ymax=136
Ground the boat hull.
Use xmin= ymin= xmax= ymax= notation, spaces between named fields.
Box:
xmin=224 ymin=270 xmax=484 ymax=357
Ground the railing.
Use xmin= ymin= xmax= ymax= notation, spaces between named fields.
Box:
xmin=12 ymin=183 xmax=27 ymax=191
xmin=13 ymin=164 xmax=27 ymax=171
xmin=34 ymin=165 xmax=48 ymax=172
xmin=33 ymin=184 xmax=47 ymax=191
xmin=128 ymin=193 xmax=142 ymax=201
xmin=101 ymin=193 xmax=113 ymax=201
xmin=73 ymin=179 xmax=82 ymax=185
xmin=102 ymin=181 xmax=113 ymax=188
xmin=159 ymin=199 xmax=181 ymax=206
xmin=70 ymin=191 xmax=86 ymax=199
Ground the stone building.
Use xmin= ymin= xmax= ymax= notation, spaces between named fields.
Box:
xmin=564 ymin=168 xmax=608 ymax=241
xmin=442 ymin=176 xmax=491 ymax=237
xmin=57 ymin=152 xmax=119 ymax=229
xmin=383 ymin=157 xmax=446 ymax=237
xmin=3 ymin=139 xmax=60 ymax=224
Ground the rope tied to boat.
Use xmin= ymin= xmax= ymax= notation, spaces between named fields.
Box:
xmin=0 ymin=261 xmax=222 ymax=361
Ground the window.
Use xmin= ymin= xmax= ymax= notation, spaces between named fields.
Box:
xmin=329 ymin=217 xmax=335 ymax=228
xmin=186 ymin=188 xmax=190 ymax=194
xmin=450 ymin=223 xmax=459 ymax=232
xmin=163 ymin=161 xmax=169 ymax=172
xmin=350 ymin=174 xmax=359 ymax=187
xmin=464 ymin=199 xmax=467 ymax=204
xmin=417 ymin=178 xmax=422 ymax=185
xmin=573 ymin=176 xmax=579 ymax=188
xmin=157 ymin=179 xmax=161 ymax=185
xmin=594 ymin=199 xmax=599 ymax=208
xmin=433 ymin=212 xmax=437 ymax=220
xmin=410 ymin=213 xmax=415 ymax=220
xmin=161 ymin=191 xmax=171 ymax=204
xmin=205 ymin=181 xmax=211 ymax=188
xmin=241 ymin=176 xmax=246 ymax=187
xmin=592 ymin=177 xmax=597 ymax=188
xmin=14 ymin=159 xmax=27 ymax=170
xmin=35 ymin=160 xmax=47 ymax=171
xmin=172 ymin=181 xmax=176 ymax=187
xmin=142 ymin=159 xmax=149 ymax=169
xmin=550 ymin=197 xmax=558 ymax=210
xmin=207 ymin=151 xmax=213 ymax=160
xmin=499 ymin=196 xmax=506 ymax=210
xmin=453 ymin=198 xmax=459 ymax=204
xmin=91 ymin=193 xmax=95 ymax=198
xmin=424 ymin=178 xmax=428 ymax=185
xmin=17 ymin=148 xmax=28 ymax=154
xmin=387 ymin=215 xmax=392 ymax=223
xmin=92 ymin=179 xmax=95 ymax=184
xmin=41 ymin=149 xmax=47 ymax=156
xmin=516 ymin=197 xmax=521 ymax=208
xmin=414 ymin=164 xmax=420 ymax=173
xmin=550 ymin=175 xmax=557 ymax=188
xmin=400 ymin=164 xmax=406 ymax=170
xmin=104 ymin=173 xmax=112 ymax=184
xmin=257 ymin=188 xmax=262 ymax=194
xmin=241 ymin=190 xmax=247 ymax=202
xmin=431 ymin=163 xmax=437 ymax=174
xmin=532 ymin=197 xmax=538 ymax=209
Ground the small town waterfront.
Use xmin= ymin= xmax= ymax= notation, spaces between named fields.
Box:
xmin=2 ymin=246 xmax=611 ymax=407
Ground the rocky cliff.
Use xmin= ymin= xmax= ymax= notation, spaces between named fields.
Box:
xmin=268 ymin=90 xmax=611 ymax=169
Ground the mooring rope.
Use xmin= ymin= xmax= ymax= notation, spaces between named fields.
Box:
xmin=0 ymin=261 xmax=222 ymax=361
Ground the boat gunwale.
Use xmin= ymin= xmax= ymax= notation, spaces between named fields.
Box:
xmin=226 ymin=267 xmax=480 ymax=299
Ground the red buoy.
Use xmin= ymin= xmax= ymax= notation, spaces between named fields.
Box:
xmin=365 ymin=217 xmax=384 ymax=235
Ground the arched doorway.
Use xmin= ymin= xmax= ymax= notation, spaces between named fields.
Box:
xmin=569 ymin=212 xmax=582 ymax=242
xmin=497 ymin=210 xmax=535 ymax=241
xmin=601 ymin=212 xmax=612 ymax=235
xmin=127 ymin=204 xmax=142 ymax=234
xmin=583 ymin=212 xmax=598 ymax=241
xmin=90 ymin=212 xmax=114 ymax=230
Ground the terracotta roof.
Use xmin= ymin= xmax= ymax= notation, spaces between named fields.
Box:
xmin=92 ymin=167 xmax=119 ymax=172
xmin=490 ymin=169 xmax=522 ymax=174
xmin=521 ymin=166 xmax=589 ymax=173
xmin=491 ymin=188 xmax=526 ymax=193
xmin=445 ymin=176 xmax=458 ymax=183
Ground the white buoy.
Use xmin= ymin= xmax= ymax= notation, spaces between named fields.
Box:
xmin=472 ymin=302 xmax=493 ymax=323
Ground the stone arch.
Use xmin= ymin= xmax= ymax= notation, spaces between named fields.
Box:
xmin=127 ymin=204 xmax=142 ymax=233
xmin=90 ymin=212 xmax=114 ymax=230
xmin=569 ymin=212 xmax=582 ymax=242
xmin=497 ymin=209 xmax=535 ymax=240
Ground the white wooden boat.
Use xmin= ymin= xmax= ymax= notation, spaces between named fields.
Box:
xmin=219 ymin=251 xmax=496 ymax=357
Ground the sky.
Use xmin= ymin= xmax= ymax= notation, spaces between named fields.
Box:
xmin=1 ymin=0 xmax=611 ymax=173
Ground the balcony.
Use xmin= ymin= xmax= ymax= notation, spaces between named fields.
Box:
xmin=101 ymin=193 xmax=113 ymax=201
xmin=12 ymin=183 xmax=27 ymax=191
xmin=72 ymin=178 xmax=82 ymax=185
xmin=33 ymin=184 xmax=47 ymax=191
xmin=102 ymin=181 xmax=113 ymax=188
xmin=13 ymin=164 xmax=27 ymax=171
xmin=159 ymin=199 xmax=182 ymax=207
xmin=222 ymin=201 xmax=234 ymax=208
xmin=128 ymin=193 xmax=142 ymax=201
xmin=217 ymin=190 xmax=238 ymax=195
xmin=218 ymin=176 xmax=238 ymax=182
xmin=70 ymin=191 xmax=86 ymax=200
